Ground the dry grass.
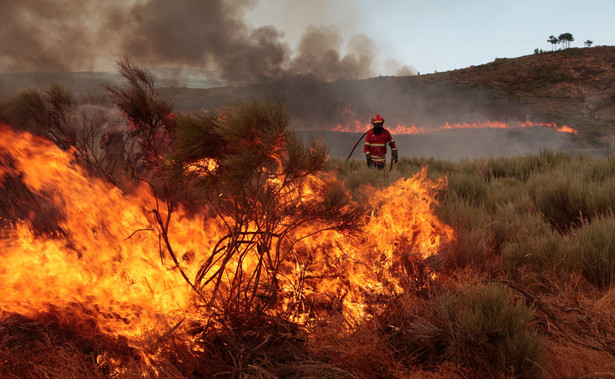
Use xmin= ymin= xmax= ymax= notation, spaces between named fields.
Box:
xmin=332 ymin=152 xmax=615 ymax=377
xmin=546 ymin=343 xmax=615 ymax=379
xmin=0 ymin=313 xmax=201 ymax=378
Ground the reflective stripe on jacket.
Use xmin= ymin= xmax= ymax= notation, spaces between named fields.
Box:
xmin=364 ymin=128 xmax=397 ymax=162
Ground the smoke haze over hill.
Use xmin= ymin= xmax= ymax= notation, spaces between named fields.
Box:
xmin=0 ymin=0 xmax=398 ymax=83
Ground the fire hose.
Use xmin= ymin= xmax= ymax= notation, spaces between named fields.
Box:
xmin=345 ymin=131 xmax=369 ymax=163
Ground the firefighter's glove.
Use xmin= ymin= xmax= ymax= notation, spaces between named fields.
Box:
xmin=392 ymin=150 xmax=399 ymax=163
xmin=366 ymin=154 xmax=373 ymax=166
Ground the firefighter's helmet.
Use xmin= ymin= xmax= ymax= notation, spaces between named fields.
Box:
xmin=371 ymin=114 xmax=384 ymax=124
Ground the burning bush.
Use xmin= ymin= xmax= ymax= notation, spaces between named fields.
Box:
xmin=104 ymin=60 xmax=175 ymax=177
xmin=155 ymin=97 xmax=366 ymax=332
xmin=0 ymin=83 xmax=74 ymax=150
xmin=0 ymin=106 xmax=459 ymax=377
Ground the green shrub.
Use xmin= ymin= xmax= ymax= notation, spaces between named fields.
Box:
xmin=447 ymin=172 xmax=488 ymax=205
xmin=536 ymin=149 xmax=572 ymax=170
xmin=0 ymin=83 xmax=75 ymax=149
xmin=437 ymin=198 xmax=497 ymax=270
xmin=487 ymin=155 xmax=540 ymax=180
xmin=583 ymin=156 xmax=615 ymax=182
xmin=483 ymin=177 xmax=533 ymax=213
xmin=528 ymin=170 xmax=584 ymax=231
xmin=528 ymin=162 xmax=615 ymax=231
xmin=567 ymin=216 xmax=615 ymax=289
xmin=491 ymin=199 xmax=548 ymax=247
xmin=581 ymin=177 xmax=615 ymax=217
xmin=438 ymin=195 xmax=490 ymax=231
xmin=449 ymin=226 xmax=497 ymax=270
xmin=0 ymin=88 xmax=46 ymax=131
xmin=402 ymin=157 xmax=461 ymax=177
xmin=438 ymin=283 xmax=546 ymax=377
xmin=503 ymin=212 xmax=615 ymax=289
xmin=502 ymin=226 xmax=565 ymax=277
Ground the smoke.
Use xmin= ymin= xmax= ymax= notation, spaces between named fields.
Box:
xmin=0 ymin=0 xmax=112 ymax=72
xmin=297 ymin=127 xmax=579 ymax=162
xmin=384 ymin=59 xmax=416 ymax=76
xmin=0 ymin=0 xmax=379 ymax=83
xmin=290 ymin=26 xmax=376 ymax=82
xmin=121 ymin=0 xmax=290 ymax=82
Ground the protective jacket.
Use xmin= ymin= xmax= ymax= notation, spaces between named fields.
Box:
xmin=364 ymin=128 xmax=397 ymax=164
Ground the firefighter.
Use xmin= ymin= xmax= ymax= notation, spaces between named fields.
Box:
xmin=364 ymin=114 xmax=398 ymax=169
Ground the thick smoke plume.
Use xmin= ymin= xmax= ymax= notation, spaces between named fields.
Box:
xmin=0 ymin=0 xmax=380 ymax=83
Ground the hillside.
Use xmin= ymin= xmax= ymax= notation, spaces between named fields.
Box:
xmin=2 ymin=46 xmax=614 ymax=147
xmin=429 ymin=46 xmax=615 ymax=139
xmin=160 ymin=46 xmax=615 ymax=143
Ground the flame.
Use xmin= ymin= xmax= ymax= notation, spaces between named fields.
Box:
xmin=332 ymin=114 xmax=577 ymax=135
xmin=0 ymin=124 xmax=453 ymax=343
xmin=287 ymin=169 xmax=454 ymax=320
xmin=184 ymin=157 xmax=219 ymax=174
xmin=0 ymin=125 xmax=218 ymax=338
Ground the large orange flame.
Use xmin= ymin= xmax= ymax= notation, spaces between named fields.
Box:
xmin=0 ymin=124 xmax=454 ymax=341
xmin=0 ymin=125 xmax=214 ymax=338
xmin=292 ymin=171 xmax=455 ymax=320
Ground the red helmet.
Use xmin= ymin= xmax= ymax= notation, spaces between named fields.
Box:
xmin=371 ymin=114 xmax=384 ymax=124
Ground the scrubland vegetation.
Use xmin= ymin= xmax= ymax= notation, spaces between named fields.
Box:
xmin=332 ymin=152 xmax=615 ymax=377
xmin=2 ymin=65 xmax=615 ymax=378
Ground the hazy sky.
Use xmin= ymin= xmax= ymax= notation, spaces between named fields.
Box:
xmin=246 ymin=0 xmax=615 ymax=74
xmin=1 ymin=0 xmax=612 ymax=81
